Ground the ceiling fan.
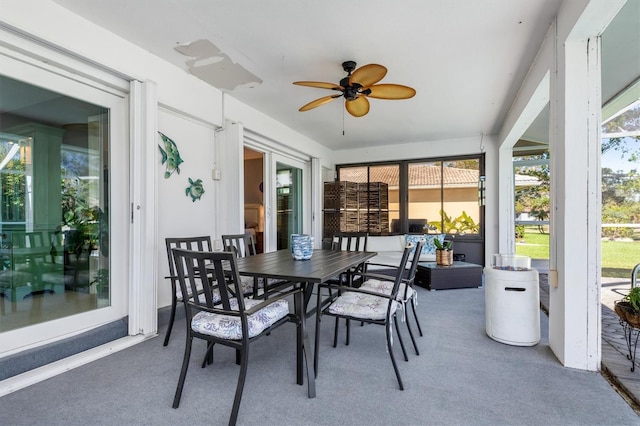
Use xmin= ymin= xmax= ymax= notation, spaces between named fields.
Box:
xmin=293 ymin=61 xmax=416 ymax=117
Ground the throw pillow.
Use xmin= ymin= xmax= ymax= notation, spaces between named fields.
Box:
xmin=405 ymin=234 xmax=445 ymax=255
xmin=404 ymin=234 xmax=424 ymax=255
xmin=423 ymin=234 xmax=445 ymax=254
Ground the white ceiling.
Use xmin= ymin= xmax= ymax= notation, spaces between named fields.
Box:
xmin=49 ymin=0 xmax=636 ymax=151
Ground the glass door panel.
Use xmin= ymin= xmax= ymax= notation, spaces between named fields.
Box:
xmin=0 ymin=75 xmax=111 ymax=333
xmin=276 ymin=162 xmax=302 ymax=250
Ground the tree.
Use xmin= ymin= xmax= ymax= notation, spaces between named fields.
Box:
xmin=514 ymin=151 xmax=550 ymax=233
xmin=602 ymin=102 xmax=640 ymax=162
xmin=0 ymin=144 xmax=26 ymax=222
xmin=600 ymin=102 xmax=640 ymax=238
xmin=601 ymin=168 xmax=640 ymax=239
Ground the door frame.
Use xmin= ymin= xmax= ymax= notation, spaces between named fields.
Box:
xmin=244 ymin=133 xmax=311 ymax=253
xmin=0 ymin=29 xmax=135 ymax=355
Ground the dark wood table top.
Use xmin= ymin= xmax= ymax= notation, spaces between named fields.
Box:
xmin=232 ymin=249 xmax=376 ymax=283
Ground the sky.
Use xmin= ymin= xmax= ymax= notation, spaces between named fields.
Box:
xmin=601 ymin=137 xmax=639 ymax=173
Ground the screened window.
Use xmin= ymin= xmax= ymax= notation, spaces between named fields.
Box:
xmin=333 ymin=155 xmax=484 ymax=239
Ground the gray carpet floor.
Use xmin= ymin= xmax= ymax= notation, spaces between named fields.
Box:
xmin=1 ymin=286 xmax=639 ymax=425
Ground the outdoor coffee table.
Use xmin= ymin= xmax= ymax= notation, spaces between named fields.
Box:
xmin=416 ymin=261 xmax=483 ymax=290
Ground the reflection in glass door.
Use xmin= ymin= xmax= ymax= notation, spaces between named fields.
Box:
xmin=276 ymin=162 xmax=302 ymax=250
xmin=0 ymin=74 xmax=110 ymax=333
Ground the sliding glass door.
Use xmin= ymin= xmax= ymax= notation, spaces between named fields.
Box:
xmin=0 ymin=53 xmax=128 ymax=353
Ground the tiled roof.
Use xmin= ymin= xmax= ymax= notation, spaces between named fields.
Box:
xmin=338 ymin=164 xmax=539 ymax=187
xmin=339 ymin=164 xmax=479 ymax=187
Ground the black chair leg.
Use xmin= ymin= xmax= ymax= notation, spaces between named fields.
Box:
xmin=394 ymin=316 xmax=409 ymax=362
xmin=172 ymin=336 xmax=193 ymax=408
xmin=411 ymin=299 xmax=423 ymax=336
xmin=314 ymin=292 xmax=322 ymax=378
xmin=201 ymin=342 xmax=214 ymax=368
xmin=163 ymin=296 xmax=177 ymax=346
xmin=386 ymin=316 xmax=404 ymax=390
xmin=333 ymin=317 xmax=339 ymax=348
xmin=346 ymin=319 xmax=351 ymax=345
xmin=229 ymin=347 xmax=249 ymax=426
xmin=405 ymin=310 xmax=420 ymax=356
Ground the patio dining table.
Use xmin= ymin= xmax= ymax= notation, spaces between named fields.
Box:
xmin=231 ymin=248 xmax=377 ymax=313
xmin=230 ymin=248 xmax=377 ymax=384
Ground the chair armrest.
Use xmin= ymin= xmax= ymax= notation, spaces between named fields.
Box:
xmin=318 ymin=283 xmax=394 ymax=301
xmin=188 ymin=302 xmax=241 ymax=317
xmin=244 ymin=286 xmax=303 ymax=315
xmin=258 ymin=280 xmax=295 ymax=299
xmin=358 ymin=271 xmax=397 ymax=282
xmin=365 ymin=261 xmax=401 ymax=269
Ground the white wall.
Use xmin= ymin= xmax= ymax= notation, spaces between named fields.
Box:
xmin=155 ymin=109 xmax=218 ymax=306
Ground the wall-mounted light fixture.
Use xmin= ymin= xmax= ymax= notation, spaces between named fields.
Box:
xmin=478 ymin=175 xmax=486 ymax=206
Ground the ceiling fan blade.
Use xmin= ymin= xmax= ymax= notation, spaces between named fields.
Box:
xmin=366 ymin=84 xmax=416 ymax=100
xmin=299 ymin=94 xmax=342 ymax=111
xmin=345 ymin=96 xmax=370 ymax=117
xmin=293 ymin=81 xmax=343 ymax=91
xmin=350 ymin=64 xmax=387 ymax=87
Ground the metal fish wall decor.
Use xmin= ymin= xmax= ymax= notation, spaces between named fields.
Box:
xmin=158 ymin=131 xmax=184 ymax=178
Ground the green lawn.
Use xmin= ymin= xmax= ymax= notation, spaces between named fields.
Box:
xmin=516 ymin=230 xmax=640 ymax=278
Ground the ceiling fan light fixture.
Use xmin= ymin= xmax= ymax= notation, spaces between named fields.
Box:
xmin=293 ymin=60 xmax=415 ymax=117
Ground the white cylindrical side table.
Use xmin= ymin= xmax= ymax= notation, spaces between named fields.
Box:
xmin=484 ymin=267 xmax=540 ymax=346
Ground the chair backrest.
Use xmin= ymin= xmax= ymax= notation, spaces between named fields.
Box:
xmin=331 ymin=232 xmax=368 ymax=252
xmin=165 ymin=236 xmax=212 ymax=281
xmin=172 ymin=248 xmax=246 ymax=316
xmin=406 ymin=239 xmax=425 ymax=283
xmin=388 ymin=244 xmax=415 ymax=295
xmin=221 ymin=233 xmax=257 ymax=258
xmin=8 ymin=231 xmax=50 ymax=264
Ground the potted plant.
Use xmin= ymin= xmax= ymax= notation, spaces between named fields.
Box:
xmin=434 ymin=238 xmax=453 ymax=266
xmin=615 ymin=287 xmax=640 ymax=328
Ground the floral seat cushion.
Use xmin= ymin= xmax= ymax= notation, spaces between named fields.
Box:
xmin=360 ymin=279 xmax=415 ymax=302
xmin=191 ymin=298 xmax=289 ymax=340
xmin=327 ymin=291 xmax=398 ymax=320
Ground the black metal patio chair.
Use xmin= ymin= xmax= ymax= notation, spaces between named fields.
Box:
xmin=222 ymin=232 xmax=288 ymax=297
xmin=314 ymin=242 xmax=418 ymax=390
xmin=360 ymin=239 xmax=425 ymax=359
xmin=171 ymin=248 xmax=314 ymax=425
xmin=329 ymin=232 xmax=369 ymax=346
xmin=163 ymin=236 xmax=213 ymax=346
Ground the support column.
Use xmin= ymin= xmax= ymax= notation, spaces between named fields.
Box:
xmin=311 ymin=157 xmax=322 ymax=248
xmin=548 ymin=35 xmax=602 ymax=371
xmin=129 ymin=80 xmax=158 ymax=336
xmin=215 ymin=120 xmax=244 ymax=235
xmin=497 ymin=145 xmax=515 ymax=254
